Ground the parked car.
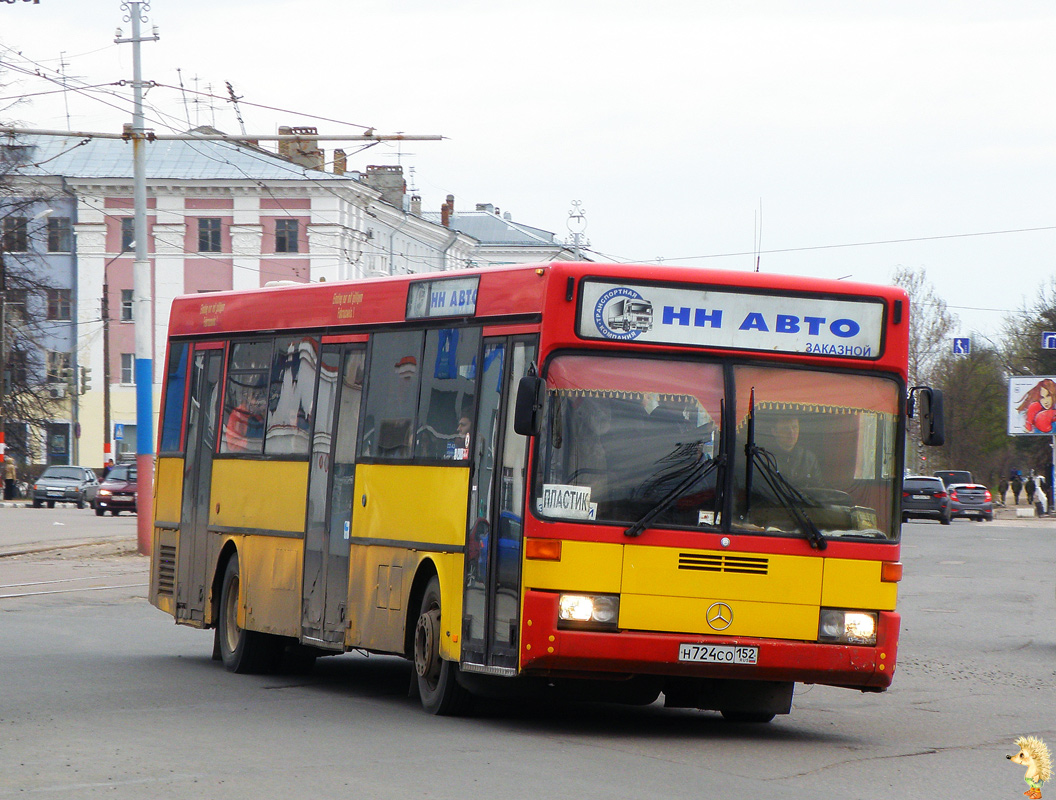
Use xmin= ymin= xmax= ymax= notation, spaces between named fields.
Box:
xmin=31 ymin=466 xmax=100 ymax=509
xmin=947 ymin=482 xmax=994 ymax=521
xmin=902 ymin=475 xmax=950 ymax=524
xmin=93 ymin=463 xmax=137 ymax=516
xmin=934 ymin=470 xmax=972 ymax=486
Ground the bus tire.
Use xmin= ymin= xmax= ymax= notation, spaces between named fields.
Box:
xmin=413 ymin=576 xmax=470 ymax=716
xmin=217 ymin=555 xmax=280 ymax=674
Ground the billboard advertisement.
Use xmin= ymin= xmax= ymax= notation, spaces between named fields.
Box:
xmin=1008 ymin=376 xmax=1056 ymax=435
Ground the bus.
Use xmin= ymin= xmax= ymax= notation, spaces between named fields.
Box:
xmin=149 ymin=262 xmax=943 ymax=720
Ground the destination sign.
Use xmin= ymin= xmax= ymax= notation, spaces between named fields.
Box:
xmin=577 ymin=280 xmax=885 ymax=359
xmin=406 ymin=276 xmax=480 ymax=320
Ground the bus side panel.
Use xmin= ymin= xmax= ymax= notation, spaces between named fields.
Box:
xmin=348 ymin=464 xmax=469 ymax=658
xmin=821 ymin=559 xmax=897 ymax=611
xmin=210 ymin=459 xmax=309 ymax=533
xmin=207 ymin=460 xmax=309 ymax=638
xmin=150 ymin=456 xmax=184 ymax=615
xmin=241 ymin=535 xmax=303 ymax=637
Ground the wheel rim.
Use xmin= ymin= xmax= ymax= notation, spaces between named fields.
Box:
xmin=222 ymin=572 xmax=241 ymax=655
xmin=414 ymin=605 xmax=441 ymax=687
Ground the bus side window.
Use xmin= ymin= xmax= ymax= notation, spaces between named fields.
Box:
xmin=264 ymin=335 xmax=320 ymax=456
xmin=360 ymin=330 xmax=425 ymax=459
xmin=220 ymin=340 xmax=272 ymax=455
xmin=414 ymin=327 xmax=481 ymax=461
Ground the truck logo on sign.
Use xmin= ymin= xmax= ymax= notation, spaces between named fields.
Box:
xmin=593 ymin=287 xmax=654 ymax=340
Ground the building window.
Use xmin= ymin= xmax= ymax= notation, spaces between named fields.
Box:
xmin=5 ymin=289 xmax=27 ymax=325
xmin=1 ymin=216 xmax=28 ymax=252
xmin=120 ymin=217 xmax=135 ymax=251
xmin=121 ymin=353 xmax=135 ymax=384
xmin=198 ymin=218 xmax=222 ymax=252
xmin=46 ymin=350 xmax=71 ymax=384
xmin=46 ymin=288 xmax=72 ymax=321
xmin=47 ymin=217 xmax=73 ymax=252
xmin=121 ymin=289 xmax=134 ymax=321
xmin=275 ymin=219 xmax=299 ymax=253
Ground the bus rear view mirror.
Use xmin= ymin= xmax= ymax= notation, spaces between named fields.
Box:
xmin=909 ymin=386 xmax=945 ymax=447
xmin=514 ymin=376 xmax=544 ymax=437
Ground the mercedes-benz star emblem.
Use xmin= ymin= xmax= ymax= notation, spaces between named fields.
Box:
xmin=706 ymin=602 xmax=733 ymax=631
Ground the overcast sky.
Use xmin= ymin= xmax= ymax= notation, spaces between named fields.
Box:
xmin=4 ymin=1 xmax=1056 ymax=342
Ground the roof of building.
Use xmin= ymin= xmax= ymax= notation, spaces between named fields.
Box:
xmin=5 ymin=130 xmax=348 ymax=182
xmin=421 ymin=209 xmax=563 ymax=247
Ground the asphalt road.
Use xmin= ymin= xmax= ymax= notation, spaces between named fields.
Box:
xmin=0 ymin=512 xmax=1053 ymax=799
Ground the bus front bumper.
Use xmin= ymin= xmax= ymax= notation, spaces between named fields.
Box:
xmin=519 ymin=589 xmax=898 ymax=690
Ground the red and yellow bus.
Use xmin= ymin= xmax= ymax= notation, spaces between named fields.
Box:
xmin=149 ymin=262 xmax=942 ymax=719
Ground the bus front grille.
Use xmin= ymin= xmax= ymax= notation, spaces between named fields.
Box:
xmin=678 ymin=553 xmax=769 ymax=575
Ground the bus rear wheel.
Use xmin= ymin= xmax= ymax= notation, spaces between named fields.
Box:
xmin=217 ymin=555 xmax=280 ymax=674
xmin=413 ymin=576 xmax=470 ymax=715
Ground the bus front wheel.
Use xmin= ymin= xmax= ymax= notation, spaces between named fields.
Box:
xmin=217 ymin=555 xmax=280 ymax=674
xmin=413 ymin=576 xmax=470 ymax=715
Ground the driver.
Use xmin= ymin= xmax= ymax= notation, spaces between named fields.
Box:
xmin=772 ymin=416 xmax=820 ymax=484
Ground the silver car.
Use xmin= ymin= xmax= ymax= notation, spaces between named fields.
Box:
xmin=31 ymin=466 xmax=100 ymax=509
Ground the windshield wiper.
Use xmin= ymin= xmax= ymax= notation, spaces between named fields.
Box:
xmin=742 ymin=389 xmax=826 ymax=550
xmin=624 ymin=452 xmax=725 ymax=538
xmin=745 ymin=445 xmax=827 ymax=550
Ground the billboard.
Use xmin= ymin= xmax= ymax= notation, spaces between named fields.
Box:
xmin=1008 ymin=376 xmax=1056 ymax=435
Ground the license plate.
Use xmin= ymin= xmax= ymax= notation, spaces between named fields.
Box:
xmin=678 ymin=644 xmax=758 ymax=664
xmin=111 ymin=496 xmax=132 ymax=503
xmin=913 ymin=494 xmax=928 ymax=500
xmin=47 ymin=490 xmax=63 ymax=497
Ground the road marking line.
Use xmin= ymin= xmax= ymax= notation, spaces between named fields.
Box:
xmin=0 ymin=583 xmax=146 ymax=599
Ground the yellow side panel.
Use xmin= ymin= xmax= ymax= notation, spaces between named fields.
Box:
xmin=351 ymin=464 xmax=469 ymax=547
xmin=346 ymin=465 xmax=469 ymax=659
xmin=620 ymin=594 xmax=819 ymax=640
xmin=154 ymin=456 xmax=184 ymax=523
xmin=622 ymin=546 xmax=823 ymax=605
xmin=821 ymin=559 xmax=897 ymax=611
xmin=521 ymin=540 xmax=624 ymax=594
xmin=242 ymin=535 xmax=302 ymax=637
xmin=211 ymin=459 xmax=309 ymax=533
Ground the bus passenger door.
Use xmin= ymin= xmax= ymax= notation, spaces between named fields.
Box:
xmin=462 ymin=338 xmax=536 ymax=673
xmin=302 ymin=345 xmax=365 ymax=649
xmin=176 ymin=347 xmax=223 ymax=624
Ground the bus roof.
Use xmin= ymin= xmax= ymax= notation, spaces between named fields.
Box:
xmin=167 ymin=262 xmax=909 ymax=341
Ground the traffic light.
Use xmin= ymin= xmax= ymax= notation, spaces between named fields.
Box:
xmin=60 ymin=367 xmax=76 ymax=392
xmin=80 ymin=366 xmax=91 ymax=393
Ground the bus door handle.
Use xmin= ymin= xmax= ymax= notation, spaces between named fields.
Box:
xmin=361 ymin=494 xmax=367 ymax=507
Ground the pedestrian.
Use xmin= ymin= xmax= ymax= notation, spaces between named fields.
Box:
xmin=102 ymin=458 xmax=114 ymax=479
xmin=4 ymin=456 xmax=16 ymax=500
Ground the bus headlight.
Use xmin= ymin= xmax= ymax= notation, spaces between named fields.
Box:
xmin=558 ymin=594 xmax=619 ymax=629
xmin=818 ymin=609 xmax=877 ymax=646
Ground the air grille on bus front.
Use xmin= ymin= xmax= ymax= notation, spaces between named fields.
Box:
xmin=157 ymin=544 xmax=177 ymax=596
xmin=678 ymin=553 xmax=769 ymax=575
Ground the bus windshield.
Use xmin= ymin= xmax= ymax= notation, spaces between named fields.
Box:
xmin=533 ymin=355 xmax=901 ymax=540
xmin=535 ymin=355 xmax=724 ymax=529
xmin=732 ymin=365 xmax=899 ymax=540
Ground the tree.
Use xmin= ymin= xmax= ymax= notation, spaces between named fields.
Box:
xmin=931 ymin=344 xmax=1009 ymax=489
xmin=892 ymin=266 xmax=958 ymax=473
xmin=1001 ymin=278 xmax=1056 ymax=501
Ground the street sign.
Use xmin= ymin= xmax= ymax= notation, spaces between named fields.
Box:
xmin=1042 ymin=332 xmax=1056 ymax=349
xmin=952 ymin=337 xmax=971 ymax=355
xmin=114 ymin=424 xmax=124 ymax=440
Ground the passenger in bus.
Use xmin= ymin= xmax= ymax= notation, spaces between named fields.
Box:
xmin=771 ymin=415 xmax=820 ymax=484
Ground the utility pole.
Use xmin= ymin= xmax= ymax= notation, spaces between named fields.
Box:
xmin=116 ymin=0 xmax=158 ymax=556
